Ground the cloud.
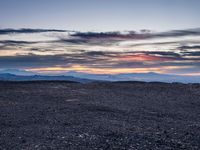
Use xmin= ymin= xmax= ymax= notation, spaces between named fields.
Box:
xmin=70 ymin=31 xmax=151 ymax=40
xmin=154 ymin=28 xmax=200 ymax=38
xmin=0 ymin=50 xmax=198 ymax=69
xmin=0 ymin=28 xmax=68 ymax=35
xmin=84 ymin=51 xmax=107 ymax=56
xmin=58 ymin=38 xmax=89 ymax=44
xmin=0 ymin=27 xmax=200 ymax=75
xmin=144 ymin=51 xmax=181 ymax=58
xmin=179 ymin=45 xmax=200 ymax=50
xmin=181 ymin=51 xmax=200 ymax=56
xmin=0 ymin=52 xmax=109 ymax=69
xmin=0 ymin=40 xmax=38 ymax=45
xmin=69 ymin=28 xmax=200 ymax=42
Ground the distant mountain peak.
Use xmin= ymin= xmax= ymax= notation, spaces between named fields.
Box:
xmin=0 ymin=69 xmax=35 ymax=76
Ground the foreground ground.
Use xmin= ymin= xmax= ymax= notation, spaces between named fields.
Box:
xmin=0 ymin=81 xmax=200 ymax=150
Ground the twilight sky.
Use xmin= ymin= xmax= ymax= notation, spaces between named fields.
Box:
xmin=0 ymin=0 xmax=200 ymax=75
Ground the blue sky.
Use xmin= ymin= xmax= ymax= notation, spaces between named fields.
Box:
xmin=0 ymin=0 xmax=200 ymax=76
xmin=0 ymin=0 xmax=200 ymax=31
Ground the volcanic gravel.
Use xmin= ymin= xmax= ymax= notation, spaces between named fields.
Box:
xmin=0 ymin=81 xmax=200 ymax=150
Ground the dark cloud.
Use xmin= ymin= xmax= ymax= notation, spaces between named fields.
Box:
xmin=57 ymin=37 xmax=120 ymax=46
xmin=0 ymin=54 xmax=71 ymax=68
xmin=0 ymin=40 xmax=38 ymax=45
xmin=181 ymin=51 xmax=200 ymax=56
xmin=69 ymin=28 xmax=200 ymax=42
xmin=177 ymin=45 xmax=200 ymax=56
xmin=29 ymin=48 xmax=54 ymax=52
xmin=0 ymin=52 xmax=109 ymax=69
xmin=84 ymin=51 xmax=107 ymax=56
xmin=0 ymin=28 xmax=68 ymax=35
xmin=58 ymin=38 xmax=89 ymax=44
xmin=0 ymin=40 xmax=42 ymax=50
xmin=179 ymin=45 xmax=200 ymax=50
xmin=71 ymin=31 xmax=151 ymax=40
xmin=154 ymin=28 xmax=200 ymax=38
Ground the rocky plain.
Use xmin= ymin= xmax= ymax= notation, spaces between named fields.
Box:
xmin=0 ymin=81 xmax=200 ymax=150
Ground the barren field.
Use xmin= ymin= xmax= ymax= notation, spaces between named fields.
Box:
xmin=0 ymin=81 xmax=200 ymax=150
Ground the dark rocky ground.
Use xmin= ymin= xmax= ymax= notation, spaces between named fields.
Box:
xmin=0 ymin=81 xmax=200 ymax=150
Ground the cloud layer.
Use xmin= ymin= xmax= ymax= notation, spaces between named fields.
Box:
xmin=0 ymin=28 xmax=200 ymax=75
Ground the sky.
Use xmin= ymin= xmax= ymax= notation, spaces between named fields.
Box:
xmin=0 ymin=0 xmax=200 ymax=75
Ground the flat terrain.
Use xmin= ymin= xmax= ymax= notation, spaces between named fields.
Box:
xmin=0 ymin=81 xmax=200 ymax=150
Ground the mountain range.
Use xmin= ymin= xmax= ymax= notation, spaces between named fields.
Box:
xmin=0 ymin=69 xmax=199 ymax=83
